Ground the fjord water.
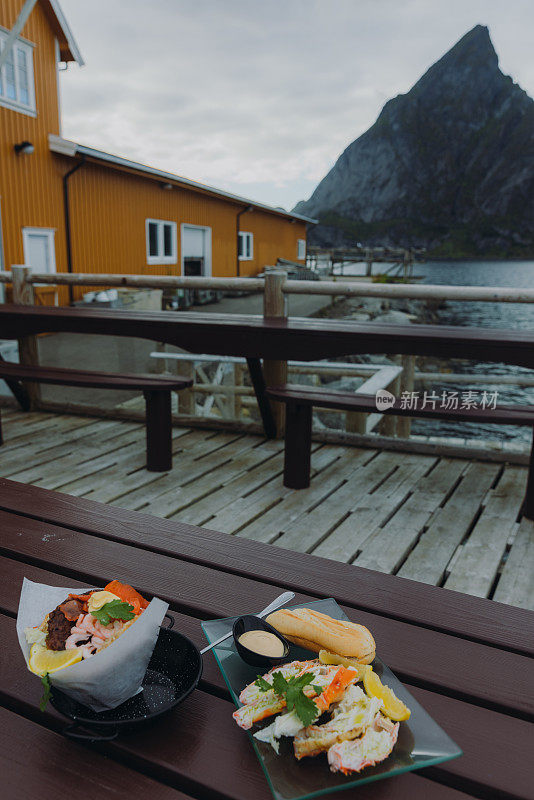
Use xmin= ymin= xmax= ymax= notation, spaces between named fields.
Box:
xmin=416 ymin=260 xmax=534 ymax=443
xmin=344 ymin=259 xmax=534 ymax=443
xmin=421 ymin=260 xmax=534 ymax=330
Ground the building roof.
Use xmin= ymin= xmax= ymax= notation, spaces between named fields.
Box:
xmin=39 ymin=0 xmax=84 ymax=64
xmin=48 ymin=134 xmax=317 ymax=225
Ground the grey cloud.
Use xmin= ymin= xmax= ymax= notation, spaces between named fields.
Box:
xmin=59 ymin=0 xmax=534 ymax=208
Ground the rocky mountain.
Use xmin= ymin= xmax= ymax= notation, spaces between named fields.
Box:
xmin=294 ymin=26 xmax=534 ymax=257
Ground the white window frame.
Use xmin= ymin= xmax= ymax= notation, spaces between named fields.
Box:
xmin=297 ymin=238 xmax=306 ymax=260
xmin=22 ymin=227 xmax=56 ymax=276
xmin=238 ymin=231 xmax=253 ymax=261
xmin=180 ymin=223 xmax=212 ymax=277
xmin=0 ymin=28 xmax=36 ymax=116
xmin=146 ymin=218 xmax=177 ymax=265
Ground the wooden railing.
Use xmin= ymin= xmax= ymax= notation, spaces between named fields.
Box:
xmin=148 ymin=352 xmax=402 ymax=435
xmin=2 ymin=266 xmax=534 ymax=447
xmin=4 ymin=268 xmax=534 ymax=303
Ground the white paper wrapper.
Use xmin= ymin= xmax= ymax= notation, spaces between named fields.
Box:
xmin=17 ymin=578 xmax=169 ymax=712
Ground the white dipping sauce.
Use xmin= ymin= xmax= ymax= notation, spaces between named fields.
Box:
xmin=238 ymin=630 xmax=285 ymax=657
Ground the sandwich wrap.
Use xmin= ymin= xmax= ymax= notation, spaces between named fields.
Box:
xmin=17 ymin=578 xmax=168 ymax=711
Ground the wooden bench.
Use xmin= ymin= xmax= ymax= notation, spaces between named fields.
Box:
xmin=0 ymin=363 xmax=192 ymax=472
xmin=266 ymin=383 xmax=534 ymax=518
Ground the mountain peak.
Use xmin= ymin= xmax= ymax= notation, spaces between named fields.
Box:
xmin=451 ymin=23 xmax=494 ymax=53
xmin=414 ymin=24 xmax=499 ymax=92
xmin=294 ymin=26 xmax=534 ymax=257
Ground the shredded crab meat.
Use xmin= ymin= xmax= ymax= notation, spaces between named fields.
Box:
xmin=235 ymin=658 xmax=403 ymax=777
xmin=65 ymin=613 xmax=123 ymax=658
xmin=327 ymin=721 xmax=399 ymax=774
xmin=235 ymin=662 xmax=358 ymax=732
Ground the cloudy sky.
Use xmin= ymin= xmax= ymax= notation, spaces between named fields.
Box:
xmin=59 ymin=0 xmax=534 ymax=210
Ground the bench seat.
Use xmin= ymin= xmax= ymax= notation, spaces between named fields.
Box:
xmin=267 ymin=383 xmax=534 ymax=518
xmin=0 ymin=363 xmax=192 ymax=472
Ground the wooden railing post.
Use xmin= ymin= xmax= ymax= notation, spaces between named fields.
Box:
xmin=263 ymin=269 xmax=287 ymax=437
xmin=346 ymin=408 xmax=367 ymax=434
xmin=233 ymin=362 xmax=244 ymax=420
xmin=153 ymin=342 xmax=166 ymax=374
xmin=378 ymin=357 xmax=401 ymax=437
xmin=11 ymin=265 xmax=40 ymax=409
xmin=396 ymin=355 xmax=415 ymax=439
xmin=177 ymin=359 xmax=195 ymax=416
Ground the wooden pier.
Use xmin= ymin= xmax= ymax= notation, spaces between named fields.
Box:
xmin=1 ymin=407 xmax=531 ymax=611
xmin=306 ymin=245 xmax=427 ymax=279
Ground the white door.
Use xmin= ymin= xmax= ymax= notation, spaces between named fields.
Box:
xmin=22 ymin=227 xmax=56 ymax=275
xmin=181 ymin=224 xmax=212 ymax=276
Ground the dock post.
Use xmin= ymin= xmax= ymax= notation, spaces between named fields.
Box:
xmin=177 ymin=359 xmax=195 ymax=416
xmin=263 ymin=269 xmax=287 ymax=437
xmin=153 ymin=342 xmax=166 ymax=374
xmin=379 ymin=358 xmax=401 ymax=437
xmin=397 ymin=355 xmax=415 ymax=439
xmin=233 ymin=361 xmax=244 ymax=420
xmin=11 ymin=265 xmax=40 ymax=410
xmin=346 ymin=409 xmax=367 ymax=435
xmin=365 ymin=248 xmax=373 ymax=277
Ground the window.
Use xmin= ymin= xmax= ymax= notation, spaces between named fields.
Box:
xmin=238 ymin=231 xmax=253 ymax=261
xmin=297 ymin=239 xmax=306 ymax=260
xmin=0 ymin=31 xmax=35 ymax=114
xmin=22 ymin=228 xmax=56 ymax=275
xmin=146 ymin=219 xmax=177 ymax=264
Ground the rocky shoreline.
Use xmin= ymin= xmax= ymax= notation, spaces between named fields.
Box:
xmin=312 ymin=294 xmax=442 ymax=327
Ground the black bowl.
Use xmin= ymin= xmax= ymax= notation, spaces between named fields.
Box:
xmin=233 ymin=614 xmax=290 ymax=669
xmin=50 ymin=627 xmax=202 ymax=741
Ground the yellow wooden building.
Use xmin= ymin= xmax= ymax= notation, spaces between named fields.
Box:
xmin=0 ymin=0 xmax=315 ymax=304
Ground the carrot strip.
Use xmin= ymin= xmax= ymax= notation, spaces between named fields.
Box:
xmin=315 ymin=667 xmax=357 ymax=712
xmin=104 ymin=580 xmax=149 ymax=614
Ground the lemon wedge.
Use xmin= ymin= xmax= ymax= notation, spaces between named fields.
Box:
xmin=319 ymin=650 xmax=373 ymax=681
xmin=363 ymin=669 xmax=411 ymax=721
xmin=29 ymin=643 xmax=82 ymax=676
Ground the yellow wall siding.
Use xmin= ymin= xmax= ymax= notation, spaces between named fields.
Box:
xmin=237 ymin=210 xmax=306 ymax=277
xmin=57 ymin=156 xmax=307 ymax=298
xmin=0 ymin=2 xmax=308 ymax=305
xmin=0 ymin=0 xmax=66 ymax=301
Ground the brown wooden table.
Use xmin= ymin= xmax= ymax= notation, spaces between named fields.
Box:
xmin=0 ymin=477 xmax=532 ymax=800
xmin=3 ymin=304 xmax=534 ymax=442
xmin=3 ymin=304 xmax=534 ymax=366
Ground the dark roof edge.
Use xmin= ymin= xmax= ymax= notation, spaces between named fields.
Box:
xmin=48 ymin=134 xmax=317 ymax=224
xmin=43 ymin=0 xmax=84 ymax=64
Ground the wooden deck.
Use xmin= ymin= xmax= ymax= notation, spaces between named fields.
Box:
xmin=0 ymin=407 xmax=532 ymax=611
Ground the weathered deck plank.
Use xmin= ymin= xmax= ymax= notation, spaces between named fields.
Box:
xmin=353 ymin=459 xmax=469 ymax=575
xmin=197 ymin=445 xmax=346 ymax=534
xmin=0 ymin=419 xmax=134 ymax=474
xmin=493 ymin=518 xmax=534 ymax=610
xmin=394 ymin=462 xmax=500 ymax=585
xmin=236 ymin=449 xmax=375 ymax=544
xmin=83 ymin=434 xmax=260 ymax=505
xmin=312 ymin=454 xmax=436 ymax=562
xmin=444 ymin=466 xmax=526 ymax=597
xmin=63 ymin=430 xmax=237 ymax=499
xmin=134 ymin=436 xmax=277 ymax=516
xmin=273 ymin=451 xmax=404 ymax=553
xmin=0 ymin=408 xmax=530 ymax=610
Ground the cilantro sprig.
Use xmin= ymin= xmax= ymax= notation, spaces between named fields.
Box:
xmin=39 ymin=673 xmax=51 ymax=712
xmin=92 ymin=599 xmax=135 ymax=626
xmin=255 ymin=671 xmax=323 ymax=727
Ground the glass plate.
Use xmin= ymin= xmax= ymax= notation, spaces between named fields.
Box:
xmin=202 ymin=598 xmax=462 ymax=800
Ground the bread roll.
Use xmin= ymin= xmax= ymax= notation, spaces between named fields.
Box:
xmin=265 ymin=608 xmax=375 ymax=664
